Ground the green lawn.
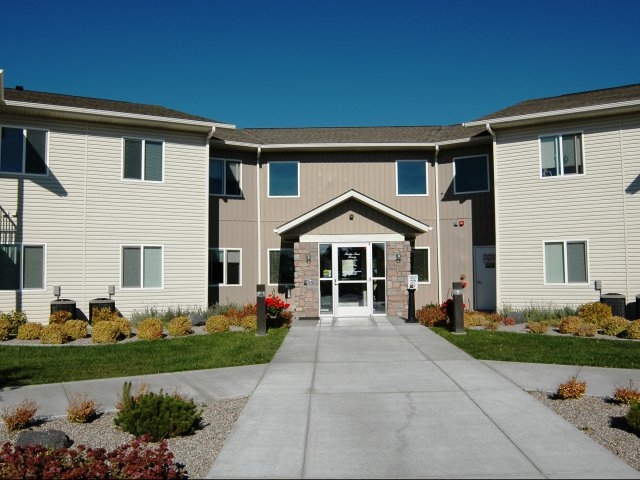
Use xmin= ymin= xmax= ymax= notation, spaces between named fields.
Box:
xmin=0 ymin=329 xmax=288 ymax=387
xmin=432 ymin=327 xmax=640 ymax=369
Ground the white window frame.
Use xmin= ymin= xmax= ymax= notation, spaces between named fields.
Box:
xmin=268 ymin=161 xmax=300 ymax=198
xmin=122 ymin=137 xmax=165 ymax=182
xmin=411 ymin=247 xmax=430 ymax=284
xmin=453 ymin=154 xmax=490 ymax=194
xmin=395 ymin=160 xmax=428 ymax=196
xmin=0 ymin=125 xmax=49 ymax=176
xmin=543 ymin=240 xmax=589 ymax=285
xmin=209 ymin=157 xmax=242 ymax=197
xmin=209 ymin=247 xmax=242 ymax=286
xmin=539 ymin=132 xmax=585 ymax=179
xmin=120 ymin=245 xmax=164 ymax=289
xmin=0 ymin=243 xmax=46 ymax=291
xmin=267 ymin=248 xmax=295 ymax=286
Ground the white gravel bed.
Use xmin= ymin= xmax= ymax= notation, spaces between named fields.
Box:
xmin=529 ymin=391 xmax=640 ymax=471
xmin=0 ymin=396 xmax=248 ymax=479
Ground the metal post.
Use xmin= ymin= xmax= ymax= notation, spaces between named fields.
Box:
xmin=406 ymin=288 xmax=417 ymax=322
xmin=452 ymin=281 xmax=465 ymax=334
xmin=256 ymin=284 xmax=267 ymax=336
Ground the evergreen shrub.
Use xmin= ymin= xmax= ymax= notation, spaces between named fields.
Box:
xmin=40 ymin=324 xmax=67 ymax=344
xmin=63 ymin=320 xmax=88 ymax=340
xmin=91 ymin=321 xmax=121 ymax=344
xmin=167 ymin=316 xmax=193 ymax=337
xmin=206 ymin=315 xmax=230 ymax=333
xmin=137 ymin=318 xmax=164 ymax=340
xmin=17 ymin=323 xmax=43 ymax=340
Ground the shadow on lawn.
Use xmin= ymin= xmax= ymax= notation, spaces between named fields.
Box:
xmin=0 ymin=367 xmax=38 ymax=390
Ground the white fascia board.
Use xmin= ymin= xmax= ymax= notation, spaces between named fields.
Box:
xmin=301 ymin=233 xmax=405 ymax=242
xmin=260 ymin=142 xmax=437 ymax=151
xmin=218 ymin=139 xmax=263 ymax=149
xmin=274 ymin=189 xmax=431 ymax=235
xmin=3 ymin=100 xmax=235 ymax=130
xmin=462 ymin=99 xmax=640 ymax=127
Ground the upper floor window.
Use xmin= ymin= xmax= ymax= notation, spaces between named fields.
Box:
xmin=540 ymin=133 xmax=583 ymax=178
xmin=122 ymin=245 xmax=163 ymax=288
xmin=269 ymin=161 xmax=299 ymax=197
xmin=268 ymin=248 xmax=294 ymax=285
xmin=396 ymin=160 xmax=427 ymax=196
xmin=210 ymin=158 xmax=241 ymax=196
xmin=0 ymin=126 xmax=48 ymax=175
xmin=544 ymin=240 xmax=588 ymax=284
xmin=411 ymin=247 xmax=430 ymax=283
xmin=123 ymin=138 xmax=163 ymax=182
xmin=454 ymin=155 xmax=489 ymax=194
xmin=0 ymin=244 xmax=45 ymax=290
xmin=209 ymin=248 xmax=241 ymax=285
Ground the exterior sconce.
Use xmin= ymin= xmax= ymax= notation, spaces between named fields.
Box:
xmin=306 ymin=252 xmax=312 ymax=264
xmin=349 ymin=213 xmax=354 ymax=220
xmin=396 ymin=251 xmax=402 ymax=263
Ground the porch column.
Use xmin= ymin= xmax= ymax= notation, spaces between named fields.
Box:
xmin=293 ymin=242 xmax=319 ymax=319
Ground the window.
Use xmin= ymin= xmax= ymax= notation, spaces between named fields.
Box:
xmin=544 ymin=241 xmax=587 ymax=284
xmin=0 ymin=244 xmax=45 ymax=290
xmin=209 ymin=248 xmax=241 ymax=285
xmin=210 ymin=158 xmax=241 ymax=196
xmin=454 ymin=155 xmax=489 ymax=194
xmin=122 ymin=246 xmax=163 ymax=288
xmin=540 ymin=133 xmax=583 ymax=177
xmin=268 ymin=162 xmax=299 ymax=197
xmin=123 ymin=138 xmax=163 ymax=181
xmin=396 ymin=160 xmax=427 ymax=196
xmin=411 ymin=247 xmax=430 ymax=283
xmin=268 ymin=249 xmax=294 ymax=285
xmin=0 ymin=127 xmax=47 ymax=174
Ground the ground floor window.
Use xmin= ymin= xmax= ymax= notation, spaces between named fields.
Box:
xmin=411 ymin=247 xmax=430 ymax=283
xmin=268 ymin=248 xmax=294 ymax=285
xmin=0 ymin=244 xmax=45 ymax=290
xmin=544 ymin=240 xmax=587 ymax=284
xmin=209 ymin=248 xmax=241 ymax=285
xmin=122 ymin=245 xmax=163 ymax=288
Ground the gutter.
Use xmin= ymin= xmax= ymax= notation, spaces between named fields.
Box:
xmin=485 ymin=123 xmax=500 ymax=311
xmin=257 ymin=147 xmax=262 ymax=284
xmin=0 ymin=69 xmax=4 ymax=103
xmin=206 ymin=125 xmax=216 ymax=308
xmin=434 ymin=144 xmax=442 ymax=303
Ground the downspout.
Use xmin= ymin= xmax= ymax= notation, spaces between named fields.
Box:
xmin=485 ymin=123 xmax=499 ymax=311
xmin=206 ymin=126 xmax=216 ymax=307
xmin=434 ymin=144 xmax=443 ymax=303
xmin=256 ymin=147 xmax=262 ymax=284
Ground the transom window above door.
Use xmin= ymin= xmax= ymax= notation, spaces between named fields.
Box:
xmin=396 ymin=160 xmax=427 ymax=196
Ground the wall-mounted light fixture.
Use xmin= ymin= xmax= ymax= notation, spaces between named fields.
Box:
xmin=396 ymin=251 xmax=402 ymax=263
xmin=349 ymin=213 xmax=354 ymax=220
xmin=306 ymin=252 xmax=312 ymax=264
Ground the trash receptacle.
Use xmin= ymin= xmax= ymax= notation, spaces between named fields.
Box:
xmin=600 ymin=293 xmax=626 ymax=318
xmin=89 ymin=298 xmax=116 ymax=323
xmin=50 ymin=299 xmax=76 ymax=319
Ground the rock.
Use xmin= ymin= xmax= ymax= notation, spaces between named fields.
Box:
xmin=15 ymin=429 xmax=72 ymax=449
xmin=189 ymin=312 xmax=205 ymax=326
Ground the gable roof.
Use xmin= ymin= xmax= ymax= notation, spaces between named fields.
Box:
xmin=464 ymin=83 xmax=640 ymax=128
xmin=274 ymin=189 xmax=431 ymax=236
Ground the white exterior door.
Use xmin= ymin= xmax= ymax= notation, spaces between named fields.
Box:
xmin=474 ymin=246 xmax=496 ymax=311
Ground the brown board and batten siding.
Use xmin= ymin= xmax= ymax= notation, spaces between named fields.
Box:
xmin=494 ymin=113 xmax=640 ymax=309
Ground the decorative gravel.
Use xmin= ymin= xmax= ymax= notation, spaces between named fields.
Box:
xmin=0 ymin=396 xmax=248 ymax=479
xmin=529 ymin=391 xmax=640 ymax=471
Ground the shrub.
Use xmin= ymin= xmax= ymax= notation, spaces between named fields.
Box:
xmin=63 ymin=320 xmax=88 ymax=340
xmin=91 ymin=321 xmax=122 ymax=344
xmin=602 ymin=316 xmax=630 ymax=337
xmin=1 ymin=399 xmax=38 ymax=432
xmin=167 ymin=316 xmax=193 ymax=337
xmin=67 ymin=392 xmax=99 ymax=423
xmin=137 ymin=317 xmax=164 ymax=340
xmin=241 ymin=303 xmax=257 ymax=317
xmin=49 ymin=310 xmax=73 ymax=325
xmin=0 ymin=319 xmax=11 ymax=341
xmin=224 ymin=306 xmax=242 ymax=323
xmin=114 ymin=382 xmax=203 ymax=442
xmin=91 ymin=307 xmax=119 ymax=324
xmin=626 ymin=402 xmax=640 ymax=434
xmin=623 ymin=320 xmax=640 ymax=340
xmin=558 ymin=316 xmax=583 ymax=335
xmin=464 ymin=312 xmax=488 ymax=328
xmin=485 ymin=321 xmax=501 ymax=331
xmin=522 ymin=304 xmax=577 ymax=322
xmin=206 ymin=314 xmax=230 ymax=333
xmin=613 ymin=381 xmax=640 ymax=404
xmin=116 ymin=382 xmax=151 ymax=411
xmin=0 ymin=435 xmax=188 ymax=479
xmin=279 ymin=310 xmax=294 ymax=327
xmin=16 ymin=323 xmax=43 ymax=340
xmin=240 ymin=315 xmax=257 ymax=332
xmin=114 ymin=318 xmax=133 ymax=338
xmin=575 ymin=323 xmax=598 ymax=337
xmin=416 ymin=305 xmax=447 ymax=327
xmin=577 ymin=301 xmax=612 ymax=327
xmin=40 ymin=324 xmax=67 ymax=344
xmin=526 ymin=322 xmax=549 ymax=334
xmin=556 ymin=374 xmax=587 ymax=399
xmin=0 ymin=310 xmax=27 ymax=335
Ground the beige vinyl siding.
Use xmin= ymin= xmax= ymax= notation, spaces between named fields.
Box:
xmin=0 ymin=114 xmax=209 ymax=323
xmin=495 ymin=115 xmax=639 ymax=310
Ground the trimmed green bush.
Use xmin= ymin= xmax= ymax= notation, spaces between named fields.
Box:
xmin=167 ymin=316 xmax=193 ymax=337
xmin=40 ymin=324 xmax=67 ymax=344
xmin=17 ymin=323 xmax=43 ymax=340
xmin=63 ymin=320 xmax=88 ymax=340
xmin=206 ymin=315 xmax=230 ymax=333
xmin=91 ymin=321 xmax=122 ymax=344
xmin=136 ymin=317 xmax=164 ymax=340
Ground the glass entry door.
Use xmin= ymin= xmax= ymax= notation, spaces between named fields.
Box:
xmin=334 ymin=244 xmax=370 ymax=317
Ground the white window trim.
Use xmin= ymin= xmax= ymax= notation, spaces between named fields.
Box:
xmin=121 ymin=137 xmax=165 ymax=183
xmin=453 ymin=154 xmax=490 ymax=194
xmin=538 ymin=131 xmax=585 ymax=179
xmin=209 ymin=157 xmax=242 ymax=197
xmin=267 ymin=248 xmax=294 ymax=286
xmin=542 ymin=239 xmax=589 ymax=285
xmin=395 ymin=159 xmax=428 ymax=197
xmin=412 ymin=246 xmax=431 ymax=284
xmin=0 ymin=125 xmax=49 ymax=176
xmin=267 ymin=161 xmax=300 ymax=198
xmin=209 ymin=247 xmax=242 ymax=286
xmin=120 ymin=244 xmax=164 ymax=289
xmin=0 ymin=243 xmax=46 ymax=291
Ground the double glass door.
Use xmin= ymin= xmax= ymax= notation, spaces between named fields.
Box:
xmin=319 ymin=243 xmax=386 ymax=317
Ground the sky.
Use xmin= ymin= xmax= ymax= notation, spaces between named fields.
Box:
xmin=2 ymin=0 xmax=640 ymax=128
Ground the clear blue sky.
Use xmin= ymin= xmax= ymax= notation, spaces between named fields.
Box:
xmin=2 ymin=0 xmax=639 ymax=128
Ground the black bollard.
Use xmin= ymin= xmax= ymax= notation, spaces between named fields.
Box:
xmin=406 ymin=287 xmax=417 ymax=323
xmin=256 ymin=284 xmax=267 ymax=336
xmin=451 ymin=281 xmax=465 ymax=334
